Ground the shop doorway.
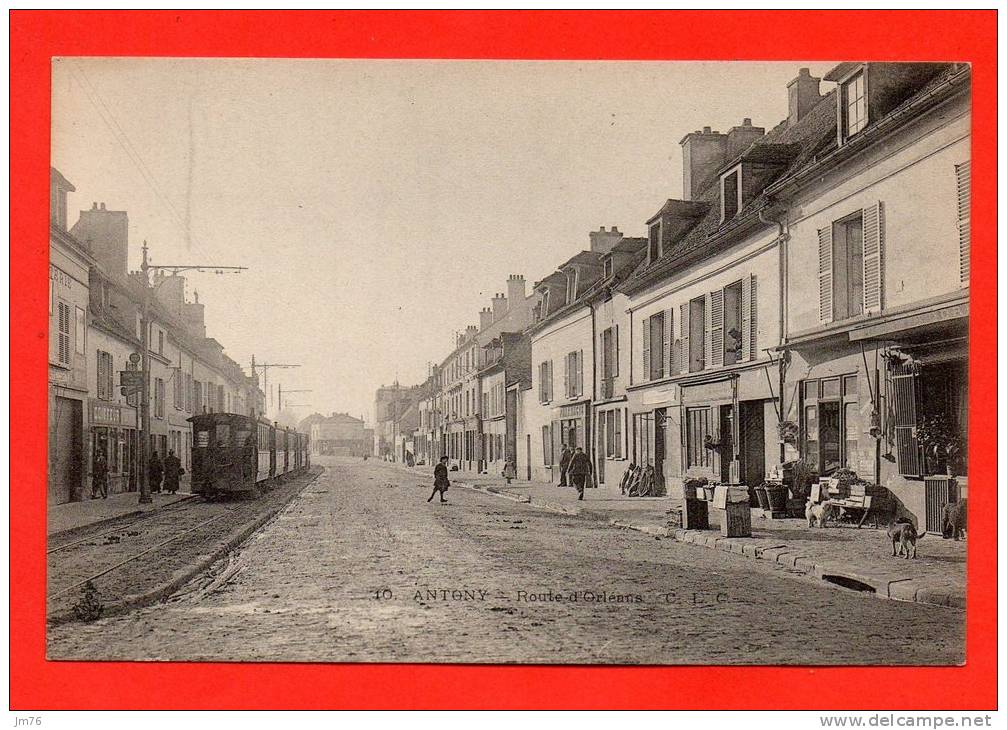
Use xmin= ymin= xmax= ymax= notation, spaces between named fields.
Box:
xmin=719 ymin=404 xmax=734 ymax=483
xmin=49 ymin=397 xmax=82 ymax=505
xmin=739 ymin=400 xmax=766 ymax=489
xmin=654 ymin=408 xmax=667 ymax=490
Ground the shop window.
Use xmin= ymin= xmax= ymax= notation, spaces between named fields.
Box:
xmin=800 ymin=375 xmax=858 ymax=476
xmin=685 ymin=407 xmax=713 ymax=469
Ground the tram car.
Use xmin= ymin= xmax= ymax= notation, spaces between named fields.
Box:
xmin=188 ymin=412 xmax=310 ymax=498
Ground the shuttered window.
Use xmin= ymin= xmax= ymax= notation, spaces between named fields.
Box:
xmin=709 ymin=289 xmax=724 ymax=367
xmin=96 ymin=350 xmax=113 ymax=401
xmin=57 ymin=301 xmax=71 ymax=365
xmin=862 ymin=202 xmax=884 ymax=313
xmin=173 ymin=368 xmax=182 ymax=409
xmin=956 ymin=161 xmax=971 ymax=285
xmin=817 ymin=226 xmax=833 ymax=323
xmin=889 ymin=363 xmax=922 ymax=477
xmin=688 ymin=297 xmax=704 ymax=372
xmin=648 ymin=312 xmax=665 ymax=381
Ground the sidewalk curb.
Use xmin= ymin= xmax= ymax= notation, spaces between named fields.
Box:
xmin=449 ymin=474 xmax=964 ymax=611
xmin=47 ymin=469 xmax=322 ymax=627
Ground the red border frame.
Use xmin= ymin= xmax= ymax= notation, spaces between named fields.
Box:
xmin=11 ymin=10 xmax=997 ymax=710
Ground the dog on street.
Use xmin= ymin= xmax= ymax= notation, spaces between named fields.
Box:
xmin=888 ymin=518 xmax=924 ymax=559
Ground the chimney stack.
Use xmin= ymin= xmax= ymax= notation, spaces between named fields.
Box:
xmin=679 ymin=127 xmax=728 ymax=201
xmin=492 ymin=292 xmax=507 ymax=321
xmin=506 ymin=274 xmax=526 ymax=304
xmin=70 ymin=203 xmax=130 ymax=276
xmin=479 ymin=307 xmax=494 ymax=331
xmin=788 ymin=67 xmax=822 ymax=126
xmin=588 ymin=225 xmax=624 ymax=254
xmin=465 ymin=325 xmax=478 ymax=340
xmin=726 ymin=117 xmax=765 ymax=157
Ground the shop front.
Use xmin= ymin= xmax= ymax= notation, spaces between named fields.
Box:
xmin=89 ymin=399 xmax=139 ymax=495
xmin=678 ymin=368 xmax=778 ymax=497
xmin=551 ymin=401 xmax=592 ymax=485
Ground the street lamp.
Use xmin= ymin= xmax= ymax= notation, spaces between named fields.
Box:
xmin=136 ymin=241 xmax=246 ymax=504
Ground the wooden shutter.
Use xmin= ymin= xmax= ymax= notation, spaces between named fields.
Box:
xmin=612 ymin=324 xmax=619 ymax=378
xmin=818 ymin=226 xmax=833 ymax=323
xmin=956 ymin=161 xmax=971 ymax=285
xmin=599 ymin=329 xmax=609 ymax=380
xmin=862 ymin=201 xmax=884 ymax=313
xmin=577 ymin=350 xmax=584 ymax=397
xmin=710 ymin=290 xmax=724 ymax=367
xmin=663 ymin=308 xmax=673 ymax=378
xmin=642 ymin=315 xmax=651 ymax=382
xmin=740 ymin=275 xmax=754 ymax=362
xmin=890 ymin=363 xmax=922 ymax=477
xmin=58 ymin=302 xmax=70 ymax=365
xmin=548 ymin=361 xmax=554 ymax=402
xmin=679 ymin=302 xmax=690 ymax=373
xmin=614 ymin=409 xmax=623 ymax=458
xmin=96 ymin=351 xmax=104 ymax=399
xmin=704 ymin=292 xmax=714 ymax=371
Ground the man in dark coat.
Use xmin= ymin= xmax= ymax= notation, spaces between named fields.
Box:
xmin=568 ymin=446 xmax=592 ymax=501
xmin=163 ymin=449 xmax=183 ymax=495
xmin=149 ymin=451 xmax=163 ymax=494
xmin=558 ymin=444 xmax=573 ymax=487
xmin=91 ymin=450 xmax=109 ymax=500
xmin=427 ymin=456 xmax=450 ymax=503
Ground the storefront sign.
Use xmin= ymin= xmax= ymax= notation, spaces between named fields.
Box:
xmin=557 ymin=402 xmax=587 ymax=419
xmin=90 ymin=399 xmax=137 ymax=428
xmin=642 ymin=385 xmax=679 ymax=406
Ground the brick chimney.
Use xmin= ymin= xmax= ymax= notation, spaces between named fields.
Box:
xmin=153 ymin=273 xmax=186 ymax=319
xmin=679 ymin=127 xmax=728 ymax=200
xmin=465 ymin=324 xmax=478 ymax=340
xmin=588 ymin=225 xmax=624 ymax=254
xmin=506 ymin=274 xmax=526 ymax=304
xmin=479 ymin=307 xmax=494 ymax=331
xmin=492 ymin=292 xmax=507 ymax=321
xmin=788 ymin=67 xmax=822 ymax=126
xmin=70 ymin=202 xmax=129 ymax=276
xmin=183 ymin=291 xmax=206 ymax=339
xmin=726 ymin=118 xmax=765 ymax=157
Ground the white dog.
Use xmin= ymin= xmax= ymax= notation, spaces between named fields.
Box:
xmin=805 ymin=499 xmax=838 ymax=528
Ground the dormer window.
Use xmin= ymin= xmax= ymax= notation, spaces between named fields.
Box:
xmin=603 ymin=257 xmax=614 ymax=278
xmin=648 ymin=221 xmax=662 ymax=262
xmin=841 ymin=68 xmax=867 ymax=141
xmin=565 ymin=270 xmax=578 ymax=304
xmin=541 ymin=289 xmax=550 ymax=317
xmin=721 ymin=167 xmax=741 ymax=222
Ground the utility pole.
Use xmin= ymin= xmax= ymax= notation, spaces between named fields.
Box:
xmin=249 ymin=357 xmax=300 ymax=414
xmin=278 ymin=387 xmax=312 ymax=411
xmin=137 ymin=241 xmax=246 ymax=504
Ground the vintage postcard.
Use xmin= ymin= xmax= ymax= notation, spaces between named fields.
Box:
xmin=13 ymin=9 xmax=997 ymax=714
xmin=44 ymin=56 xmax=971 ymax=666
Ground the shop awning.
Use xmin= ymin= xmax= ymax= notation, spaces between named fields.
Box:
xmin=849 ymin=301 xmax=969 ymax=343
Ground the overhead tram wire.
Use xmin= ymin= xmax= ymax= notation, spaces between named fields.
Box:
xmin=68 ymin=61 xmax=205 ymax=253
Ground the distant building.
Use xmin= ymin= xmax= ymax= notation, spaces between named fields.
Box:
xmin=304 ymin=412 xmax=372 ymax=457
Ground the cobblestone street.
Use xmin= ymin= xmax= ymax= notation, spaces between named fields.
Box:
xmin=48 ymin=458 xmax=964 ymax=665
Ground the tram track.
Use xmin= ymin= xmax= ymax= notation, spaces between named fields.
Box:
xmin=46 ymin=467 xmax=323 ymax=627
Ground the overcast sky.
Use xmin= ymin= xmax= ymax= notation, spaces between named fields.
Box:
xmin=52 ymin=58 xmax=836 ymax=425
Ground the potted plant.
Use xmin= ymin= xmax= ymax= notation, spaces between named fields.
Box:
xmin=917 ymin=414 xmax=962 ymax=477
xmin=682 ymin=476 xmax=708 ymax=500
xmin=777 ymin=419 xmax=799 ymax=445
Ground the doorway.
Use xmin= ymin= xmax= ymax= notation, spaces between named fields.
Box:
xmin=739 ymin=400 xmax=766 ymax=492
xmin=719 ymin=404 xmax=734 ymax=483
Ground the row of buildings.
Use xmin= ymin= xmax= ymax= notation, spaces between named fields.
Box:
xmin=377 ymin=62 xmax=971 ymax=527
xmin=299 ymin=412 xmax=374 ymax=457
xmin=48 ymin=169 xmax=266 ymax=504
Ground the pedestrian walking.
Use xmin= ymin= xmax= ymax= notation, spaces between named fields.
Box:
xmin=568 ymin=447 xmax=592 ymax=501
xmin=163 ymin=449 xmax=183 ymax=495
xmin=91 ymin=450 xmax=108 ymax=499
xmin=502 ymin=459 xmax=517 ymax=484
xmin=427 ymin=455 xmax=450 ymax=503
xmin=558 ymin=443 xmax=573 ymax=487
xmin=149 ymin=450 xmax=163 ymax=494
